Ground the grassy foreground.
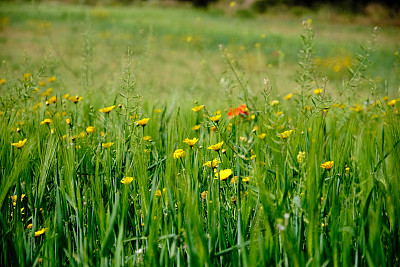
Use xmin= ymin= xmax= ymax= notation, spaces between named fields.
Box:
xmin=1 ymin=2 xmax=400 ymax=267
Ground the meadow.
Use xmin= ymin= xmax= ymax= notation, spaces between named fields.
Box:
xmin=1 ymin=1 xmax=400 ymax=266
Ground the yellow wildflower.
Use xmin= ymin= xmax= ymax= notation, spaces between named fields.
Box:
xmin=200 ymin=191 xmax=208 ymax=199
xmin=136 ymin=118 xmax=150 ymax=127
xmin=34 ymin=228 xmax=47 ymax=237
xmin=277 ymin=130 xmax=294 ymax=139
xmin=314 ymin=88 xmax=323 ymax=94
xmin=270 ymin=100 xmax=280 ymax=106
xmin=11 ymin=139 xmax=27 ymax=149
xmin=68 ymin=96 xmax=83 ymax=104
xmin=183 ymin=137 xmax=199 ymax=148
xmin=208 ymin=141 xmax=223 ymax=152
xmin=48 ymin=96 xmax=58 ymax=104
xmin=102 ymin=142 xmax=114 ymax=148
xmin=258 ymin=133 xmax=266 ymax=139
xmin=209 ymin=114 xmax=221 ymax=123
xmin=99 ymin=105 xmax=116 ymax=113
xmin=27 ymin=224 xmax=32 ymax=229
xmin=242 ymin=177 xmax=250 ymax=183
xmin=192 ymin=105 xmax=203 ymax=112
xmin=78 ymin=132 xmax=86 ymax=139
xmin=47 ymin=76 xmax=56 ymax=82
xmin=297 ymin=151 xmax=306 ymax=163
xmin=86 ymin=126 xmax=95 ymax=134
xmin=63 ymin=93 xmax=70 ymax=99
xmin=0 ymin=78 xmax=6 ymax=85
xmin=39 ymin=81 xmax=46 ymax=86
xmin=173 ymin=149 xmax=186 ymax=159
xmin=192 ymin=125 xmax=201 ymax=131
xmin=353 ymin=103 xmax=363 ymax=112
xmin=284 ymin=93 xmax=293 ymax=100
xmin=320 ymin=161 xmax=334 ymax=171
xmin=388 ymin=99 xmax=396 ymax=106
xmin=154 ymin=190 xmax=162 ymax=197
xmin=121 ymin=177 xmax=134 ymax=184
xmin=23 ymin=73 xmax=31 ymax=81
xmin=143 ymin=136 xmax=152 ymax=141
xmin=40 ymin=118 xmax=52 ymax=125
xmin=66 ymin=118 xmax=71 ymax=125
xmin=41 ymin=88 xmax=53 ymax=97
xmin=214 ymin=169 xmax=233 ymax=181
xmin=203 ymin=158 xmax=220 ymax=168
xmin=153 ymin=108 xmax=162 ymax=113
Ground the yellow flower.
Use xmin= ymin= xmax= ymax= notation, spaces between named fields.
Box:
xmin=39 ymin=81 xmax=46 ymax=86
xmin=277 ymin=130 xmax=294 ymax=139
xmin=388 ymin=99 xmax=396 ymax=106
xmin=200 ymin=191 xmax=208 ymax=199
xmin=23 ymin=73 xmax=31 ymax=81
xmin=121 ymin=177 xmax=134 ymax=184
xmin=345 ymin=166 xmax=350 ymax=176
xmin=99 ymin=105 xmax=116 ymax=113
xmin=66 ymin=118 xmax=71 ymax=125
xmin=68 ymin=96 xmax=83 ymax=103
xmin=270 ymin=100 xmax=280 ymax=106
xmin=191 ymin=105 xmax=203 ymax=112
xmin=192 ymin=125 xmax=201 ymax=131
xmin=0 ymin=78 xmax=6 ymax=85
xmin=155 ymin=190 xmax=162 ymax=197
xmin=297 ymin=151 xmax=306 ymax=163
xmin=209 ymin=114 xmax=221 ymax=123
xmin=314 ymin=88 xmax=323 ymax=94
xmin=153 ymin=108 xmax=162 ymax=113
xmin=63 ymin=93 xmax=70 ymax=99
xmin=34 ymin=228 xmax=47 ymax=237
xmin=242 ymin=177 xmax=250 ymax=183
xmin=383 ymin=96 xmax=389 ymax=101
xmin=27 ymin=224 xmax=33 ymax=229
xmin=284 ymin=93 xmax=293 ymax=100
xmin=203 ymin=158 xmax=220 ymax=168
xmin=304 ymin=105 xmax=312 ymax=111
xmin=183 ymin=137 xmax=199 ymax=148
xmin=51 ymin=129 xmax=56 ymax=134
xmin=352 ymin=103 xmax=363 ymax=112
xmin=86 ymin=126 xmax=95 ymax=133
xmin=47 ymin=76 xmax=56 ymax=82
xmin=48 ymin=96 xmax=58 ymax=104
xmin=320 ymin=161 xmax=334 ymax=171
xmin=214 ymin=169 xmax=233 ymax=181
xmin=78 ymin=132 xmax=86 ymax=139
xmin=173 ymin=149 xmax=186 ymax=159
xmin=208 ymin=141 xmax=223 ymax=151
xmin=143 ymin=136 xmax=152 ymax=141
xmin=258 ymin=133 xmax=266 ymax=139
xmin=136 ymin=118 xmax=150 ymax=127
xmin=33 ymin=88 xmax=39 ymax=93
xmin=11 ymin=139 xmax=27 ymax=149
xmin=41 ymin=88 xmax=53 ymax=97
xmin=102 ymin=142 xmax=114 ymax=148
xmin=10 ymin=194 xmax=25 ymax=203
xmin=40 ymin=118 xmax=52 ymax=125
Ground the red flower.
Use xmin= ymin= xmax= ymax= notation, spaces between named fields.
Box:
xmin=228 ymin=104 xmax=249 ymax=119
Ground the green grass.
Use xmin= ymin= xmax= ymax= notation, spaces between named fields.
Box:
xmin=1 ymin=2 xmax=400 ymax=266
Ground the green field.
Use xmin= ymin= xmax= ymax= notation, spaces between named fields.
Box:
xmin=1 ymin=2 xmax=400 ymax=266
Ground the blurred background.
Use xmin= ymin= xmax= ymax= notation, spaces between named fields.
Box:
xmin=1 ymin=0 xmax=399 ymax=105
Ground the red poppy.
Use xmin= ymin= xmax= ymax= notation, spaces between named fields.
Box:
xmin=228 ymin=104 xmax=248 ymax=119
